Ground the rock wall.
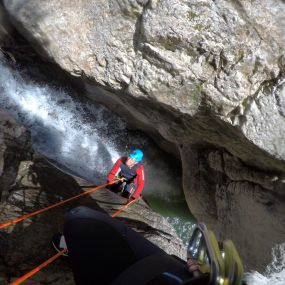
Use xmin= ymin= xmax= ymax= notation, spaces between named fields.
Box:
xmin=0 ymin=1 xmax=14 ymax=45
xmin=182 ymin=146 xmax=285 ymax=270
xmin=2 ymin=0 xmax=285 ymax=271
xmin=0 ymin=111 xmax=74 ymax=284
xmin=0 ymin=111 xmax=185 ymax=284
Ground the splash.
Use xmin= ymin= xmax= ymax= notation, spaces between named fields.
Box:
xmin=0 ymin=56 xmax=194 ymax=243
xmin=244 ymin=243 xmax=285 ymax=285
xmin=0 ymin=57 xmax=122 ymax=183
xmin=0 ymin=56 xmax=183 ymax=195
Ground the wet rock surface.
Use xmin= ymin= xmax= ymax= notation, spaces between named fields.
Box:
xmin=3 ymin=0 xmax=285 ymax=168
xmin=89 ymin=190 xmax=186 ymax=257
xmin=182 ymin=146 xmax=285 ymax=271
xmin=0 ymin=111 xmax=185 ymax=284
xmin=1 ymin=0 xmax=285 ymax=271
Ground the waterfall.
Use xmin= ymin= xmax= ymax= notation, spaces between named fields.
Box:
xmin=1 ymin=55 xmax=284 ymax=283
xmin=0 ymin=58 xmax=124 ymax=184
xmin=0 ymin=56 xmax=180 ymax=188
xmin=0 ymin=55 xmax=188 ymax=220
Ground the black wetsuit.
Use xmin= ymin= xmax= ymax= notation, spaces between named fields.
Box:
xmin=63 ymin=206 xmax=209 ymax=285
xmin=107 ymin=157 xmax=145 ymax=199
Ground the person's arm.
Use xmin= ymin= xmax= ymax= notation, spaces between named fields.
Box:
xmin=107 ymin=159 xmax=122 ymax=183
xmin=131 ymin=166 xmax=145 ymax=199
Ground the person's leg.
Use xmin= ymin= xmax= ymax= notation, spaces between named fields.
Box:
xmin=63 ymin=206 xmax=164 ymax=285
xmin=121 ymin=189 xmax=130 ymax=198
xmin=121 ymin=183 xmax=135 ymax=199
xmin=107 ymin=182 xmax=123 ymax=194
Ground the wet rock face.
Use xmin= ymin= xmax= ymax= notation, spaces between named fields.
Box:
xmin=0 ymin=111 xmax=185 ymax=284
xmin=0 ymin=113 xmax=76 ymax=283
xmin=182 ymin=146 xmax=285 ymax=271
xmin=3 ymin=0 xmax=285 ymax=169
xmin=0 ymin=2 xmax=14 ymax=45
xmin=88 ymin=189 xmax=186 ymax=258
xmin=0 ymin=111 xmax=32 ymax=201
xmin=0 ymin=159 xmax=76 ymax=284
xmin=2 ymin=0 xmax=285 ymax=271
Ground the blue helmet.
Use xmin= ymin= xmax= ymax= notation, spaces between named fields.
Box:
xmin=129 ymin=149 xmax=144 ymax=162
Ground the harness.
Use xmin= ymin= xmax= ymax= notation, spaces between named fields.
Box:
xmin=118 ymin=158 xmax=142 ymax=184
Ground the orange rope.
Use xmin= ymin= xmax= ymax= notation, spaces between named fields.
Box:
xmin=0 ymin=180 xmax=119 ymax=229
xmin=10 ymin=189 xmax=142 ymax=285
xmin=111 ymin=196 xmax=142 ymax=217
xmin=10 ymin=249 xmax=67 ymax=285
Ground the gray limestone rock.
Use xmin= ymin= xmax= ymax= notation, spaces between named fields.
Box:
xmin=2 ymin=0 xmax=285 ymax=159
xmin=0 ymin=111 xmax=185 ymax=284
xmin=3 ymin=0 xmax=285 ymax=170
xmin=182 ymin=147 xmax=285 ymax=271
xmin=2 ymin=0 xmax=285 ymax=271
xmin=0 ymin=2 xmax=14 ymax=45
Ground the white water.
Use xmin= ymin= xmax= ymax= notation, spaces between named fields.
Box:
xmin=0 ymin=60 xmax=119 ymax=183
xmin=0 ymin=56 xmax=194 ymax=239
xmin=244 ymin=243 xmax=285 ymax=285
xmin=2 ymin=57 xmax=284 ymax=283
xmin=0 ymin=57 xmax=180 ymax=189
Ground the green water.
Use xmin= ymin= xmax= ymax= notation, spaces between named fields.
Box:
xmin=145 ymin=194 xmax=196 ymax=245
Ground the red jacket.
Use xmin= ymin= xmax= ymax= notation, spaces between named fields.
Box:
xmin=107 ymin=157 xmax=145 ymax=199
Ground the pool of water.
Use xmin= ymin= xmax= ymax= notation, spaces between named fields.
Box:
xmin=145 ymin=194 xmax=196 ymax=245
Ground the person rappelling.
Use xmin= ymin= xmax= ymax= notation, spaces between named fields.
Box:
xmin=2 ymin=154 xmax=245 ymax=285
xmin=50 ymin=206 xmax=245 ymax=285
xmin=107 ymin=149 xmax=145 ymax=200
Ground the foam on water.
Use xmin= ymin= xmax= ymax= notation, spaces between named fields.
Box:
xmin=2 ymin=58 xmax=284 ymax=281
xmin=0 ymin=56 xmax=194 ymax=249
xmin=0 ymin=58 xmax=123 ymax=183
xmin=0 ymin=57 xmax=183 ymax=196
xmin=244 ymin=243 xmax=285 ymax=285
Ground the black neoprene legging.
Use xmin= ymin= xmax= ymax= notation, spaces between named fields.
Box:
xmin=63 ymin=206 xmax=207 ymax=285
